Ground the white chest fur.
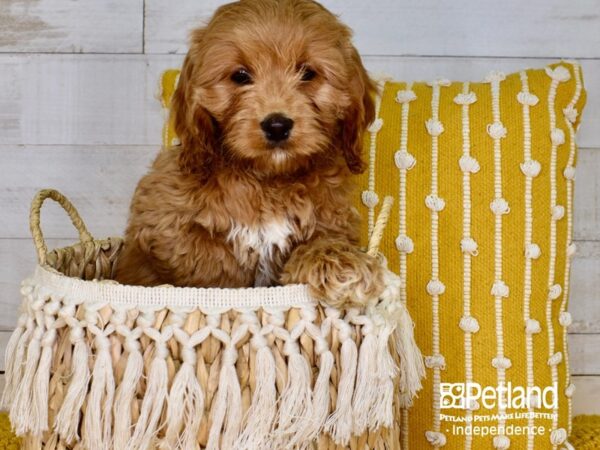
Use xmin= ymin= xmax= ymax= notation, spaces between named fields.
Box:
xmin=227 ymin=219 xmax=294 ymax=286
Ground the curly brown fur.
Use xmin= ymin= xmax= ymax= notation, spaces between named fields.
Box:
xmin=114 ymin=0 xmax=383 ymax=306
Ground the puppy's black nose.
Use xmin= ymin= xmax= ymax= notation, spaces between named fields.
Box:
xmin=261 ymin=113 xmax=294 ymax=143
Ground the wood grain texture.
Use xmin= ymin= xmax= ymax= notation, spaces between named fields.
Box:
xmin=0 ymin=145 xmax=157 ymax=240
xmin=0 ymin=333 xmax=11 ymax=372
xmin=144 ymin=0 xmax=600 ymax=58
xmin=570 ymin=334 xmax=600 ymax=376
xmin=576 ymin=150 xmax=600 ymax=243
xmin=570 ymin=242 xmax=600 ymax=334
xmin=573 ymin=376 xmax=600 ymax=415
xmin=569 ymin=242 xmax=600 ymax=334
xmin=0 ymin=0 xmax=143 ymax=53
xmin=0 ymin=55 xmax=178 ymax=146
xmin=0 ymin=54 xmax=598 ymax=148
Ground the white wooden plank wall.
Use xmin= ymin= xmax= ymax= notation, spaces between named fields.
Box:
xmin=0 ymin=0 xmax=599 ymax=413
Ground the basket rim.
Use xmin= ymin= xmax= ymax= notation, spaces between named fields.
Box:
xmin=28 ymin=263 xmax=318 ymax=312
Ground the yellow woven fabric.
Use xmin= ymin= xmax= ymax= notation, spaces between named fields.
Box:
xmin=571 ymin=415 xmax=600 ymax=449
xmin=159 ymin=63 xmax=586 ymax=449
xmin=0 ymin=413 xmax=20 ymax=449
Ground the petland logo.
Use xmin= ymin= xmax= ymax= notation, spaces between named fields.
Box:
xmin=440 ymin=382 xmax=558 ymax=410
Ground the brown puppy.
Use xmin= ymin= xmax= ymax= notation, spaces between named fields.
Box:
xmin=114 ymin=0 xmax=384 ymax=307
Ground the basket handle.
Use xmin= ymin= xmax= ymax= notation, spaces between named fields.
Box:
xmin=367 ymin=196 xmax=394 ymax=257
xmin=30 ymin=189 xmax=94 ymax=264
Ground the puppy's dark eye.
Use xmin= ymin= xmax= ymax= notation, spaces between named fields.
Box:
xmin=231 ymin=68 xmax=252 ymax=85
xmin=300 ymin=65 xmax=317 ymax=82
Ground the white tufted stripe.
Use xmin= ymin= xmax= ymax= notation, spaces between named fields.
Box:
xmin=559 ymin=312 xmax=572 ymax=327
xmin=487 ymin=122 xmax=507 ymax=139
xmin=427 ymin=280 xmax=446 ymax=296
xmin=525 ymin=243 xmax=542 ymax=259
xmin=394 ymin=150 xmax=417 ymax=170
xmin=545 ymin=66 xmax=571 ymax=82
xmin=396 ymin=89 xmax=417 ymax=104
xmin=454 ymin=91 xmax=477 ymax=105
xmin=425 ymin=430 xmax=447 ymax=447
xmin=395 ymin=235 xmax=414 ymax=253
xmin=517 ymin=91 xmax=539 ymax=106
xmin=520 ymin=160 xmax=542 ymax=178
xmin=425 ymin=195 xmax=446 ymax=212
xmin=550 ymin=428 xmax=568 ymax=445
xmin=425 ymin=119 xmax=444 ymax=137
xmin=361 ymin=190 xmax=380 ymax=208
xmin=493 ymin=435 xmax=511 ymax=450
xmin=525 ymin=319 xmax=542 ymax=335
xmin=459 ymin=316 xmax=480 ymax=333
xmin=459 ymin=155 xmax=480 ymax=174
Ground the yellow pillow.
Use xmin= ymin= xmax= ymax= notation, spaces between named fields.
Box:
xmin=159 ymin=62 xmax=586 ymax=449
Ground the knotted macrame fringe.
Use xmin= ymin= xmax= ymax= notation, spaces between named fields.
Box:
xmin=161 ymin=358 xmax=204 ymax=450
xmin=0 ymin=314 xmax=29 ymax=410
xmin=234 ymin=345 xmax=277 ymax=449
xmin=160 ymin=327 xmax=208 ymax=450
xmin=392 ymin=302 xmax=427 ymax=407
xmin=5 ymin=264 xmax=424 ymax=449
xmin=126 ymin=329 xmax=171 ymax=450
xmin=31 ymin=327 xmax=57 ymax=435
xmin=371 ymin=325 xmax=398 ymax=428
xmin=10 ymin=324 xmax=43 ymax=435
xmin=324 ymin=335 xmax=358 ymax=446
xmin=84 ymin=325 xmax=115 ymax=450
xmin=206 ymin=346 xmax=243 ymax=450
xmin=304 ymin=350 xmax=334 ymax=441
xmin=353 ymin=331 xmax=379 ymax=434
xmin=54 ymin=326 xmax=90 ymax=444
xmin=274 ymin=351 xmax=314 ymax=448
xmin=112 ymin=328 xmax=143 ymax=450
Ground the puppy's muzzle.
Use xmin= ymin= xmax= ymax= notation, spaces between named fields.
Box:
xmin=261 ymin=113 xmax=294 ymax=143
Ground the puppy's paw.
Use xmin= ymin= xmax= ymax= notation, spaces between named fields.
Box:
xmin=280 ymin=240 xmax=385 ymax=308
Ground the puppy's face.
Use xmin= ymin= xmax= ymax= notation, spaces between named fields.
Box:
xmin=173 ymin=0 xmax=374 ymax=178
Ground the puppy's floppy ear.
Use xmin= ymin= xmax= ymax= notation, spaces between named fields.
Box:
xmin=171 ymin=32 xmax=219 ymax=180
xmin=339 ymin=45 xmax=375 ymax=174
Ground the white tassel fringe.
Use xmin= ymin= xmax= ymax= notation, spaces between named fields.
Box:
xmin=84 ymin=327 xmax=115 ymax=450
xmin=390 ymin=302 xmax=426 ymax=407
xmin=54 ymin=327 xmax=90 ymax=444
xmin=352 ymin=331 xmax=378 ymax=434
xmin=126 ymin=334 xmax=170 ymax=450
xmin=113 ymin=331 xmax=144 ymax=450
xmin=324 ymin=334 xmax=358 ymax=446
xmin=304 ymin=350 xmax=334 ymax=441
xmin=235 ymin=345 xmax=277 ymax=450
xmin=10 ymin=325 xmax=43 ymax=435
xmin=274 ymin=350 xmax=313 ymax=447
xmin=1 ymin=314 xmax=29 ymax=409
xmin=31 ymin=328 xmax=57 ymax=435
xmin=206 ymin=346 xmax=242 ymax=450
xmin=161 ymin=329 xmax=206 ymax=450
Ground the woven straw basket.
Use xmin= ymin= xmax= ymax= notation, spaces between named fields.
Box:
xmin=2 ymin=189 xmax=424 ymax=450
